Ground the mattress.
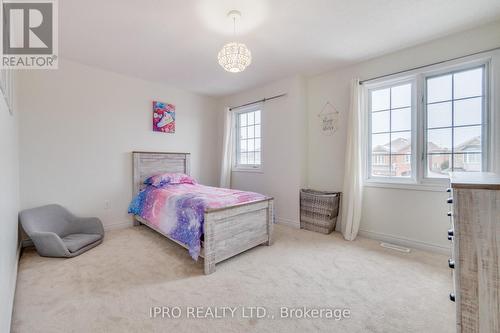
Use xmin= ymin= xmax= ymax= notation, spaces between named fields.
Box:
xmin=128 ymin=183 xmax=267 ymax=260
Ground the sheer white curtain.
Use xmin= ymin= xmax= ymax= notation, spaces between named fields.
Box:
xmin=341 ymin=79 xmax=365 ymax=241
xmin=219 ymin=107 xmax=234 ymax=188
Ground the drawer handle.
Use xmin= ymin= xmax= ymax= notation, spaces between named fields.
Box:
xmin=448 ymin=259 xmax=455 ymax=269
xmin=446 ymin=188 xmax=452 ymax=193
xmin=448 ymin=235 xmax=453 ymax=241
xmin=448 ymin=229 xmax=454 ymax=237
xmin=447 ymin=211 xmax=452 ymax=217
xmin=449 ymin=293 xmax=455 ymax=302
xmin=447 ymin=198 xmax=453 ymax=204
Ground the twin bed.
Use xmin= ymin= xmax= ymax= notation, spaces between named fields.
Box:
xmin=130 ymin=151 xmax=274 ymax=274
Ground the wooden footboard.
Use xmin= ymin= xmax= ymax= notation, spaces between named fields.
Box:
xmin=203 ymin=198 xmax=274 ymax=274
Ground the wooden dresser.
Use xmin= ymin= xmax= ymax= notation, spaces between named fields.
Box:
xmin=448 ymin=172 xmax=500 ymax=333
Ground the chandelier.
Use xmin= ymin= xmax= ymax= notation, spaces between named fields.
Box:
xmin=217 ymin=10 xmax=252 ymax=73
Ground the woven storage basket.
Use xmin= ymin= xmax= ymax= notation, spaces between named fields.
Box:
xmin=300 ymin=189 xmax=341 ymax=234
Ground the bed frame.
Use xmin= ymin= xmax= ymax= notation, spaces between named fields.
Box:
xmin=132 ymin=151 xmax=274 ymax=274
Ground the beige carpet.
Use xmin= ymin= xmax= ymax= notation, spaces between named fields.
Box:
xmin=12 ymin=225 xmax=455 ymax=333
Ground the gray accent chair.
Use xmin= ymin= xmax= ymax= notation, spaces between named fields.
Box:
xmin=19 ymin=204 xmax=104 ymax=258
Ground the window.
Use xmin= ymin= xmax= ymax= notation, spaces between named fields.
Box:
xmin=369 ymin=82 xmax=413 ymax=179
xmin=234 ymin=106 xmax=262 ymax=171
xmin=425 ymin=66 xmax=485 ymax=177
xmin=366 ymin=59 xmax=490 ymax=187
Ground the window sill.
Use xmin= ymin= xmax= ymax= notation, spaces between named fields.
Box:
xmin=232 ymin=167 xmax=263 ymax=173
xmin=364 ymin=180 xmax=448 ymax=192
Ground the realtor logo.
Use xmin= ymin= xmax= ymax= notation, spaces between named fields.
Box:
xmin=1 ymin=0 xmax=58 ymax=68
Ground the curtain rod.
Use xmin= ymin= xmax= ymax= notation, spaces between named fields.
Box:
xmin=229 ymin=93 xmax=287 ymax=111
xmin=359 ymin=45 xmax=500 ymax=85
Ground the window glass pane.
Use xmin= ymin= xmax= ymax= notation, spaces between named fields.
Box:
xmin=240 ymin=152 xmax=248 ymax=165
xmin=391 ymin=108 xmax=411 ymax=132
xmin=247 ymin=112 xmax=255 ymax=125
xmin=425 ymin=66 xmax=486 ymax=178
xmin=427 ymin=128 xmax=452 ymax=153
xmin=240 ymin=113 xmax=247 ymax=126
xmin=427 ymin=102 xmax=452 ymax=129
xmin=240 ymin=126 xmax=247 ymax=139
xmin=427 ymin=154 xmax=451 ymax=178
xmin=254 ymin=110 xmax=261 ymax=124
xmin=391 ymin=131 xmax=412 ymax=155
xmin=240 ymin=139 xmax=247 ymax=152
xmin=369 ymin=82 xmax=414 ymax=180
xmin=255 ymin=152 xmax=261 ymax=165
xmin=235 ymin=109 xmax=262 ymax=168
xmin=372 ymin=133 xmax=390 ymax=154
xmin=454 ymin=68 xmax=483 ymax=99
xmin=247 ymin=152 xmax=255 ymax=165
xmin=254 ymin=124 xmax=261 ymax=138
xmin=391 ymin=84 xmax=411 ymax=108
xmin=454 ymin=153 xmax=481 ymax=172
xmin=371 ymin=154 xmax=390 ymax=177
xmin=454 ymin=97 xmax=482 ymax=126
xmin=247 ymin=125 xmax=255 ymax=138
xmin=371 ymin=88 xmax=390 ymax=111
xmin=454 ymin=126 xmax=481 ymax=152
xmin=371 ymin=111 xmax=389 ymax=133
xmin=427 ymin=75 xmax=452 ymax=103
xmin=391 ymin=155 xmax=412 ymax=177
xmin=247 ymin=139 xmax=255 ymax=152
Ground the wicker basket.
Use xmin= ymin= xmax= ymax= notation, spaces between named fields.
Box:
xmin=300 ymin=189 xmax=341 ymax=234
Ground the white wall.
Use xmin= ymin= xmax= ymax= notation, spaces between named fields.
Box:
xmin=17 ymin=60 xmax=219 ymax=229
xmin=307 ymin=20 xmax=500 ymax=252
xmin=0 ymin=80 xmax=19 ymax=331
xmin=219 ymin=76 xmax=307 ymax=227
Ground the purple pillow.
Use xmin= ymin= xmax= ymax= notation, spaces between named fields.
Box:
xmin=144 ymin=173 xmax=197 ymax=187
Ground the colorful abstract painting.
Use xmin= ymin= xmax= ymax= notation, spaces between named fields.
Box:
xmin=153 ymin=101 xmax=175 ymax=133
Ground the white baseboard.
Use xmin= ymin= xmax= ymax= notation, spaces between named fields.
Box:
xmin=276 ymin=217 xmax=300 ymax=229
xmin=104 ymin=221 xmax=133 ymax=230
xmin=358 ymin=229 xmax=451 ymax=255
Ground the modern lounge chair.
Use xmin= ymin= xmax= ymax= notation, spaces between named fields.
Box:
xmin=19 ymin=204 xmax=104 ymax=258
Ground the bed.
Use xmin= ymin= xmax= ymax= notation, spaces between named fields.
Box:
xmin=130 ymin=151 xmax=274 ymax=274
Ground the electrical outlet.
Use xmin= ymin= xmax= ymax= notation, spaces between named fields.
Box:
xmin=104 ymin=200 xmax=110 ymax=210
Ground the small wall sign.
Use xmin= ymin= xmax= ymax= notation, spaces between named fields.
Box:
xmin=318 ymin=102 xmax=339 ymax=136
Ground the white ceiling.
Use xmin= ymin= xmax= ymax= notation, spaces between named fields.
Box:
xmin=60 ymin=0 xmax=500 ymax=96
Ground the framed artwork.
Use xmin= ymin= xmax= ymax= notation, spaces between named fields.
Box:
xmin=153 ymin=101 xmax=175 ymax=133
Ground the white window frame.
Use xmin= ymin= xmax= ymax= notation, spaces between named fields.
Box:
xmin=364 ymin=56 xmax=493 ymax=191
xmin=365 ymin=76 xmax=418 ymax=185
xmin=232 ymin=104 xmax=263 ymax=173
xmin=422 ymin=62 xmax=490 ymax=184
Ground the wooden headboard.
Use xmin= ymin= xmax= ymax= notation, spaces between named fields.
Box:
xmin=132 ymin=151 xmax=191 ymax=195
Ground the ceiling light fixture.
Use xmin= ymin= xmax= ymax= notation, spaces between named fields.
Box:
xmin=217 ymin=10 xmax=252 ymax=73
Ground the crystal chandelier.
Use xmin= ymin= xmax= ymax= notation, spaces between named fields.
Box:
xmin=217 ymin=10 xmax=252 ymax=73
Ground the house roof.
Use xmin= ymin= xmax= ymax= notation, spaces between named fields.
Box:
xmin=455 ymin=136 xmax=481 ymax=152
xmin=373 ymin=135 xmax=481 ymax=155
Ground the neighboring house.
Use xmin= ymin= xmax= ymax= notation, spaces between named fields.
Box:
xmin=372 ymin=136 xmax=411 ymax=177
xmin=426 ymin=142 xmax=450 ymax=178
xmin=453 ymin=136 xmax=482 ymax=172
xmin=373 ymin=136 xmax=482 ymax=177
